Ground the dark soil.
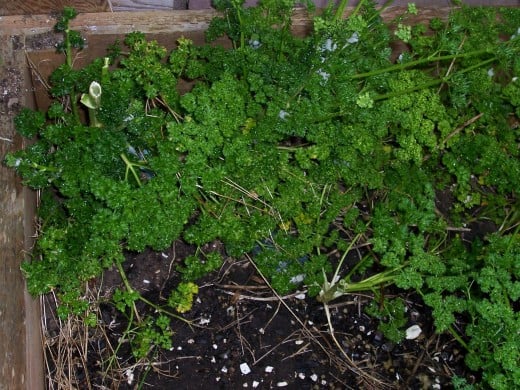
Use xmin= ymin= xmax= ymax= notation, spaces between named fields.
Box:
xmin=43 ymin=239 xmax=478 ymax=390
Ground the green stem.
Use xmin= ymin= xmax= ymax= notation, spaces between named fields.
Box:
xmin=115 ymin=261 xmax=142 ymax=324
xmin=350 ymin=49 xmax=491 ymax=80
xmin=343 ymin=252 xmax=372 ymax=280
xmin=313 ymin=54 xmax=498 ymax=121
xmin=331 ymin=233 xmax=362 ymax=285
xmin=103 ymin=304 xmax=136 ymax=373
xmin=351 ymin=0 xmax=367 ymax=18
xmin=64 ymin=27 xmax=80 ymax=122
xmin=374 ymin=56 xmax=497 ymax=101
xmin=367 ymin=0 xmax=395 ymax=23
xmin=30 ymin=162 xmax=60 ymax=173
xmin=374 ymin=79 xmax=445 ymax=101
xmin=138 ymin=295 xmax=193 ymax=325
xmin=317 ymin=267 xmax=399 ymax=303
xmin=231 ymin=2 xmax=245 ymax=49
xmin=88 ymin=107 xmax=102 ymax=128
xmin=340 ymin=269 xmax=398 ymax=292
xmin=115 ymin=261 xmax=135 ymax=296
xmin=115 ymin=261 xmax=194 ymax=326
xmin=120 ymin=153 xmax=143 ymax=187
xmin=448 ymin=325 xmax=471 ymax=351
xmin=333 ymin=0 xmax=349 ymax=22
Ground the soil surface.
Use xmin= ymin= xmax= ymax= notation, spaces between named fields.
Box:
xmin=42 ymin=239 xmax=478 ymax=390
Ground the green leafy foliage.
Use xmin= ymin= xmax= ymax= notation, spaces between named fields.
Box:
xmin=4 ymin=2 xmax=520 ymax=387
xmin=129 ymin=315 xmax=173 ymax=359
xmin=167 ymin=282 xmax=199 ymax=313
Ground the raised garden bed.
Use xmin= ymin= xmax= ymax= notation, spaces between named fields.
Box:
xmin=1 ymin=1 xmax=519 ymax=389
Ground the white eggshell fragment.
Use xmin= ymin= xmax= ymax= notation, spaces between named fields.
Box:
xmin=405 ymin=325 xmax=422 ymax=340
xmin=240 ymin=362 xmax=251 ymax=375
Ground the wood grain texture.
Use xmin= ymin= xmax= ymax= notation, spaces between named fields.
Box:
xmin=1 ymin=9 xmax=218 ymax=35
xmin=2 ymin=6 xmax=455 ymax=37
xmin=0 ymin=31 xmax=43 ymax=390
xmin=109 ymin=0 xmax=174 ymax=11
xmin=0 ymin=0 xmax=108 ymax=16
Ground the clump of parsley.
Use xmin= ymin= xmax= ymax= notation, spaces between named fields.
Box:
xmin=5 ymin=1 xmax=520 ymax=387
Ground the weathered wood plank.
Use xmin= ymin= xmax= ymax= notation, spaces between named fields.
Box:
xmin=0 ymin=31 xmax=43 ymax=390
xmin=0 ymin=6 xmax=450 ymax=38
xmin=1 ymin=9 xmax=219 ymax=36
xmin=0 ymin=0 xmax=109 ymax=16
xmin=109 ymin=0 xmax=185 ymax=11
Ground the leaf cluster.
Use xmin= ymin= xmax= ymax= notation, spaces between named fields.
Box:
xmin=4 ymin=2 xmax=520 ymax=386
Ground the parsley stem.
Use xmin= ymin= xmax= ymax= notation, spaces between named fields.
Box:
xmin=371 ymin=56 xmax=497 ymax=101
xmin=120 ymin=153 xmax=143 ymax=187
xmin=351 ymin=0 xmax=367 ymax=18
xmin=64 ymin=27 xmax=80 ymax=122
xmin=334 ymin=0 xmax=349 ymax=22
xmin=115 ymin=261 xmax=141 ymax=321
xmin=448 ymin=325 xmax=471 ymax=351
xmin=351 ymin=49 xmax=491 ymax=80
xmin=367 ymin=0 xmax=395 ymax=23
xmin=114 ymin=260 xmax=194 ymax=326
xmin=373 ymin=79 xmax=444 ymax=101
xmin=30 ymin=161 xmax=59 ymax=172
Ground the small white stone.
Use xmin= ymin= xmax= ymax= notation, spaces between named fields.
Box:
xmin=294 ymin=293 xmax=306 ymax=300
xmin=326 ymin=38 xmax=337 ymax=51
xmin=295 ymin=340 xmax=304 ymax=345
xmin=298 ymin=372 xmax=306 ymax=379
xmin=240 ymin=363 xmax=251 ymax=375
xmin=221 ymin=366 xmax=228 ymax=373
xmin=187 ymin=339 xmax=195 ymax=344
xmin=212 ymin=344 xmax=218 ymax=350
xmin=347 ymin=32 xmax=359 ymax=44
xmin=265 ymin=366 xmax=274 ymax=373
xmin=252 ymin=381 xmax=260 ymax=388
xmin=290 ymin=274 xmax=305 ymax=284
xmin=278 ymin=110 xmax=289 ymax=120
xmin=161 ymin=252 xmax=168 ymax=258
xmin=310 ymin=374 xmax=318 ymax=382
xmin=125 ymin=368 xmax=134 ymax=385
xmin=276 ymin=382 xmax=288 ymax=387
xmin=405 ymin=325 xmax=422 ymax=340
xmin=143 ymin=279 xmax=150 ymax=284
xmin=317 ymin=69 xmax=330 ymax=82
